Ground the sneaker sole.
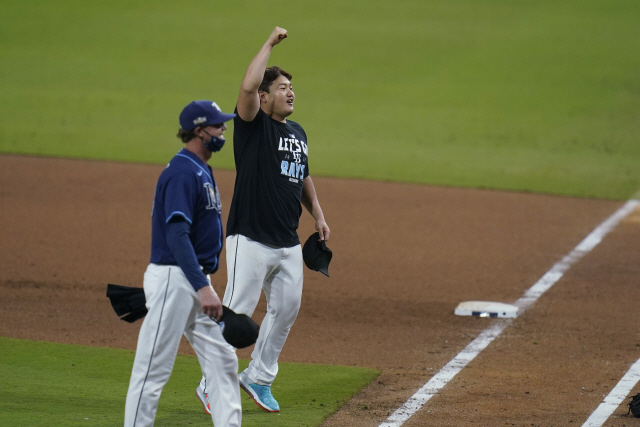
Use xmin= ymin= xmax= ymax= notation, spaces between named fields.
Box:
xmin=195 ymin=388 xmax=211 ymax=415
xmin=239 ymin=381 xmax=280 ymax=413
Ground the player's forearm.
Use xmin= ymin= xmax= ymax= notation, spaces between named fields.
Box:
xmin=240 ymin=27 xmax=287 ymax=94
xmin=166 ymin=220 xmax=209 ymax=291
xmin=302 ymin=177 xmax=325 ymax=221
xmin=302 ymin=176 xmax=330 ymax=240
xmin=240 ymin=43 xmax=274 ymax=94
xmin=307 ymin=201 xmax=326 ymax=224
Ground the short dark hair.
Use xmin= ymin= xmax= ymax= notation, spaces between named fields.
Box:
xmin=176 ymin=128 xmax=196 ymax=143
xmin=259 ymin=66 xmax=292 ymax=93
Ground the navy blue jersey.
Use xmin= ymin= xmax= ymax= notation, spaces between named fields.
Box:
xmin=227 ymin=108 xmax=309 ymax=248
xmin=150 ymin=149 xmax=223 ymax=271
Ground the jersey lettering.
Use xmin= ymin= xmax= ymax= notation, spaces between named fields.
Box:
xmin=278 ymin=137 xmax=289 ymax=151
xmin=287 ymin=162 xmax=296 ymax=177
xmin=278 ymin=137 xmax=308 ymax=155
xmin=203 ymin=182 xmax=221 ymax=211
xmin=280 ymin=160 xmax=305 ymax=180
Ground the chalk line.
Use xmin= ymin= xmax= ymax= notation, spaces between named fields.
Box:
xmin=582 ymin=358 xmax=640 ymax=426
xmin=580 ymin=197 xmax=640 ymax=426
xmin=379 ymin=199 xmax=640 ymax=427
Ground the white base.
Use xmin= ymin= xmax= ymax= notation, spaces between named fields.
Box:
xmin=454 ymin=301 xmax=519 ymax=318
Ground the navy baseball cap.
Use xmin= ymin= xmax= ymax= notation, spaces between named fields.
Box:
xmin=179 ymin=100 xmax=236 ymax=130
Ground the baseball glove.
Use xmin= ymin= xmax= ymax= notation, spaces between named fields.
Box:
xmin=627 ymin=393 xmax=640 ymax=417
xmin=106 ymin=284 xmax=148 ymax=323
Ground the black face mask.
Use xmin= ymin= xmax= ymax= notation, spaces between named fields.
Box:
xmin=202 ymin=129 xmax=226 ymax=152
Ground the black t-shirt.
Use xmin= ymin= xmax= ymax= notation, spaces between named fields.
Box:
xmin=227 ymin=108 xmax=310 ymax=247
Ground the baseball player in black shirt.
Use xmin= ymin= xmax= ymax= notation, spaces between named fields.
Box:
xmin=196 ymin=26 xmax=330 ymax=414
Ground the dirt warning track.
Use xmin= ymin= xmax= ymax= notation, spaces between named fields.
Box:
xmin=1 ymin=154 xmax=638 ymax=426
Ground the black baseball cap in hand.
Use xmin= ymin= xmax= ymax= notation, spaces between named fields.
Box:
xmin=219 ymin=306 xmax=259 ymax=349
xmin=302 ymin=232 xmax=332 ymax=277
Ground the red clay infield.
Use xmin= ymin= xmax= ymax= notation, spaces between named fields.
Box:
xmin=1 ymin=154 xmax=639 ymax=426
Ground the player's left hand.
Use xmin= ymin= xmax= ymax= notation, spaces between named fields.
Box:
xmin=197 ymin=286 xmax=223 ymax=321
xmin=316 ymin=220 xmax=330 ymax=241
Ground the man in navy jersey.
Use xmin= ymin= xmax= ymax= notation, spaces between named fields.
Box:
xmin=197 ymin=26 xmax=330 ymax=414
xmin=124 ymin=100 xmax=241 ymax=427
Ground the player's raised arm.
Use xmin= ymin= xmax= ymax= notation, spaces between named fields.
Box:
xmin=237 ymin=26 xmax=288 ymax=122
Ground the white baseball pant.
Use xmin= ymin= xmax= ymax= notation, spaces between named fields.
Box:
xmin=124 ymin=264 xmax=241 ymax=427
xmin=224 ymin=234 xmax=304 ymax=385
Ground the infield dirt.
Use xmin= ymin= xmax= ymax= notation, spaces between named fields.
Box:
xmin=1 ymin=154 xmax=639 ymax=426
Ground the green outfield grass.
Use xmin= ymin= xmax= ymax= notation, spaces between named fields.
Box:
xmin=0 ymin=337 xmax=378 ymax=427
xmin=1 ymin=0 xmax=639 ymax=199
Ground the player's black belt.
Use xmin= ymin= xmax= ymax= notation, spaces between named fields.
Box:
xmin=201 ymin=263 xmax=217 ymax=275
xmin=154 ymin=262 xmax=215 ymax=275
xmin=154 ymin=262 xmax=216 ymax=274
xmin=154 ymin=262 xmax=179 ymax=267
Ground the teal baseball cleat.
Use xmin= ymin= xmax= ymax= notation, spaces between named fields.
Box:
xmin=238 ymin=371 xmax=280 ymax=412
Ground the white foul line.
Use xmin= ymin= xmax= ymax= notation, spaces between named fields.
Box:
xmin=379 ymin=199 xmax=640 ymax=427
xmin=379 ymin=320 xmax=512 ymax=427
xmin=582 ymin=358 xmax=640 ymax=426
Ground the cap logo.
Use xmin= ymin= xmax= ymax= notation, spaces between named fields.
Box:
xmin=211 ymin=102 xmax=221 ymax=112
xmin=193 ymin=116 xmax=207 ymax=125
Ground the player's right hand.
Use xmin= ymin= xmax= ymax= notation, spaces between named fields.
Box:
xmin=268 ymin=26 xmax=288 ymax=46
xmin=197 ymin=286 xmax=223 ymax=322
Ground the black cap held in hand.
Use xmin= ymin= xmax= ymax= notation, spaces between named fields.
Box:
xmin=302 ymin=232 xmax=332 ymax=277
xmin=221 ymin=306 xmax=259 ymax=349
